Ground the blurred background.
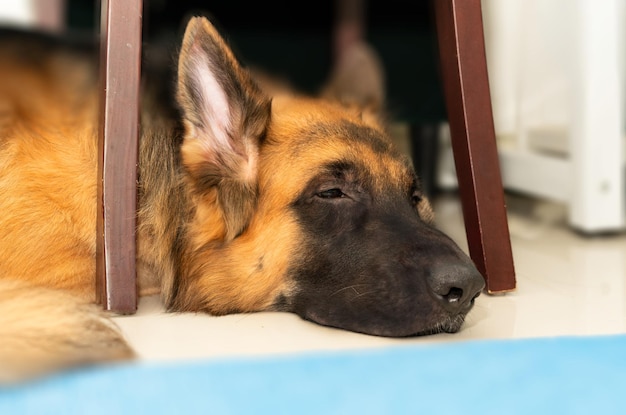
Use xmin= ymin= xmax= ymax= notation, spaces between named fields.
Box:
xmin=2 ymin=0 xmax=623 ymax=235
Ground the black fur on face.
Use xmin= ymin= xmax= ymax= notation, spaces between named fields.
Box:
xmin=278 ymin=126 xmax=485 ymax=337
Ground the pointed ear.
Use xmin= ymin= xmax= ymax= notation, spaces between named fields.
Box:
xmin=321 ymin=41 xmax=386 ymax=114
xmin=176 ymin=17 xmax=271 ymax=240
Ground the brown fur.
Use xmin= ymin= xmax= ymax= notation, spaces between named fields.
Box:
xmin=0 ymin=17 xmax=483 ymax=383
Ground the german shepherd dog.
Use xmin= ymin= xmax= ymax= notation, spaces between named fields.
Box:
xmin=0 ymin=16 xmax=484 ymax=382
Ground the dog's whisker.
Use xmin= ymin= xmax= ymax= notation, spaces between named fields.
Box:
xmin=329 ymin=284 xmax=371 ymax=297
xmin=353 ymin=290 xmax=377 ymax=299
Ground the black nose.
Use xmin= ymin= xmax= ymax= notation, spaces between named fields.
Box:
xmin=427 ymin=263 xmax=485 ymax=313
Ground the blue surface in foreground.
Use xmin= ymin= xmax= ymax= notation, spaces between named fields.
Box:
xmin=1 ymin=334 xmax=624 ymax=414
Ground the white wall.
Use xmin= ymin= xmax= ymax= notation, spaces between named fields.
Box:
xmin=0 ymin=0 xmax=36 ymax=27
xmin=0 ymin=0 xmax=65 ymax=31
xmin=478 ymin=0 xmax=625 ymax=232
xmin=482 ymin=0 xmax=578 ymax=151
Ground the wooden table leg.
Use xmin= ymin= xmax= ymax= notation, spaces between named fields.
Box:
xmin=432 ymin=0 xmax=516 ymax=293
xmin=96 ymin=0 xmax=143 ymax=313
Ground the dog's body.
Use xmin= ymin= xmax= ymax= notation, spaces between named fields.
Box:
xmin=0 ymin=17 xmax=484 ymax=383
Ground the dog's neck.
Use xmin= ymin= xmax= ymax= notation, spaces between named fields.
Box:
xmin=134 ymin=73 xmax=190 ymax=303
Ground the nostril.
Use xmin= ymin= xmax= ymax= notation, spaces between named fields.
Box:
xmin=443 ymin=287 xmax=464 ymax=303
xmin=427 ymin=263 xmax=484 ymax=312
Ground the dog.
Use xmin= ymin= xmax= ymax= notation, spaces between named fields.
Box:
xmin=0 ymin=16 xmax=484 ymax=383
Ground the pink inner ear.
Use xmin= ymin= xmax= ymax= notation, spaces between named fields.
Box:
xmin=189 ymin=51 xmax=233 ymax=155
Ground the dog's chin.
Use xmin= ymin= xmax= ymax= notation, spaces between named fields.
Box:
xmin=419 ymin=314 xmax=467 ymax=336
xmin=301 ymin=310 xmax=469 ymax=338
xmin=380 ymin=313 xmax=469 ymax=337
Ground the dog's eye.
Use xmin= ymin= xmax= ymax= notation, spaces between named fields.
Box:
xmin=411 ymin=192 xmax=422 ymax=206
xmin=317 ymin=188 xmax=345 ymax=199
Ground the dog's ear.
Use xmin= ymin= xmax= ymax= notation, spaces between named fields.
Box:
xmin=321 ymin=41 xmax=386 ymax=114
xmin=176 ymin=17 xmax=271 ymax=240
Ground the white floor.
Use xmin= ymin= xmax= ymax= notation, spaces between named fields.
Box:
xmin=113 ymin=192 xmax=626 ymax=363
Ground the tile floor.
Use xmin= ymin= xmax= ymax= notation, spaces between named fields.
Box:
xmin=113 ymin=192 xmax=626 ymax=363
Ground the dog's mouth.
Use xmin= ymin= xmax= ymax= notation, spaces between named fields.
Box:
xmin=423 ymin=291 xmax=481 ymax=335
xmin=411 ymin=313 xmax=468 ymax=337
xmin=299 ymin=306 xmax=473 ymax=338
xmin=416 ymin=289 xmax=481 ymax=335
xmin=405 ymin=290 xmax=480 ymax=337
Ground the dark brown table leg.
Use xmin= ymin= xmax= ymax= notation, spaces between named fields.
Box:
xmin=433 ymin=0 xmax=516 ymax=293
xmin=96 ymin=0 xmax=143 ymax=313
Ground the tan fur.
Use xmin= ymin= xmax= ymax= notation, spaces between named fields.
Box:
xmin=0 ymin=45 xmax=99 ymax=300
xmin=263 ymin=95 xmax=413 ymax=200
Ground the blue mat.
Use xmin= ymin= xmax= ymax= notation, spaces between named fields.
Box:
xmin=1 ymin=334 xmax=624 ymax=414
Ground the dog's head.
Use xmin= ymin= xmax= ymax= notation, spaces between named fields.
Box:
xmin=171 ymin=17 xmax=484 ymax=337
